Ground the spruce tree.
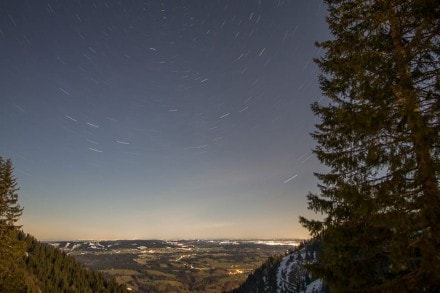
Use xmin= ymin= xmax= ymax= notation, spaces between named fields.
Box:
xmin=300 ymin=0 xmax=439 ymax=291
xmin=0 ymin=156 xmax=26 ymax=291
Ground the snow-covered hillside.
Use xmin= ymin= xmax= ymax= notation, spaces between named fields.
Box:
xmin=232 ymin=240 xmax=325 ymax=293
xmin=276 ymin=246 xmax=323 ymax=292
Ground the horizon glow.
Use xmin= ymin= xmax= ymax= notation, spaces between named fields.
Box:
xmin=1 ymin=1 xmax=329 ymax=241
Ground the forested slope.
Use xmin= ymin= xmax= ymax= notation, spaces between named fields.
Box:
xmin=232 ymin=240 xmax=326 ymax=293
xmin=21 ymin=232 xmax=128 ymax=292
xmin=0 ymin=231 xmax=128 ymax=292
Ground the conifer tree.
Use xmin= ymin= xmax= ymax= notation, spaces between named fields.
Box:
xmin=300 ymin=0 xmax=439 ymax=291
xmin=0 ymin=156 xmax=26 ymax=291
xmin=0 ymin=158 xmax=23 ymax=226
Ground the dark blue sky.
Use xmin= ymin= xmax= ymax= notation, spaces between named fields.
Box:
xmin=0 ymin=0 xmax=328 ymax=240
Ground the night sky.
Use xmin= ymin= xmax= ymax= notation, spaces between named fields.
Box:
xmin=1 ymin=1 xmax=329 ymax=240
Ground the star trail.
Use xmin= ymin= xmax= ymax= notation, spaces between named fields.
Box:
xmin=0 ymin=1 xmax=328 ymax=240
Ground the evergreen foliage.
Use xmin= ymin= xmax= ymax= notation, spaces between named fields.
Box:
xmin=0 ymin=156 xmax=27 ymax=291
xmin=0 ymin=157 xmax=127 ymax=292
xmin=231 ymin=254 xmax=284 ymax=293
xmin=232 ymin=240 xmax=325 ymax=293
xmin=22 ymin=233 xmax=127 ymax=293
xmin=300 ymin=0 xmax=440 ymax=291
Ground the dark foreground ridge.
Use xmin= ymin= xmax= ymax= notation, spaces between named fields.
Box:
xmin=2 ymin=232 xmax=127 ymax=292
xmin=231 ymin=239 xmax=327 ymax=293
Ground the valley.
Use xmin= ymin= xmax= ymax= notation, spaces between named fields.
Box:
xmin=49 ymin=239 xmax=300 ymax=292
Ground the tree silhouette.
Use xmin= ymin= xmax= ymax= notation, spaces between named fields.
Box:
xmin=0 ymin=157 xmax=26 ymax=291
xmin=300 ymin=0 xmax=440 ymax=291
